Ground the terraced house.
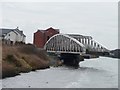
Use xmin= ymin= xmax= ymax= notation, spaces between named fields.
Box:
xmin=0 ymin=27 xmax=26 ymax=45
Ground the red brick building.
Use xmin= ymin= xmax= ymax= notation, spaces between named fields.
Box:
xmin=33 ymin=27 xmax=60 ymax=48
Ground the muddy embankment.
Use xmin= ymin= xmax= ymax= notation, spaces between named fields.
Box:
xmin=1 ymin=44 xmax=52 ymax=78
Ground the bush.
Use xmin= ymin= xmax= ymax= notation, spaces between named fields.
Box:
xmin=2 ymin=61 xmax=19 ymax=78
xmin=6 ymin=55 xmax=16 ymax=62
xmin=5 ymin=55 xmax=22 ymax=67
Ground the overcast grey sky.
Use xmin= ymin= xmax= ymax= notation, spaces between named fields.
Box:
xmin=1 ymin=2 xmax=118 ymax=50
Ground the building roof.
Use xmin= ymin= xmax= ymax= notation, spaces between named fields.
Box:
xmin=0 ymin=28 xmax=26 ymax=37
xmin=40 ymin=30 xmax=45 ymax=33
xmin=46 ymin=27 xmax=59 ymax=32
xmin=37 ymin=27 xmax=60 ymax=33
xmin=0 ymin=29 xmax=14 ymax=37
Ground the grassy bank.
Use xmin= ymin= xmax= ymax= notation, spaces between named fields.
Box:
xmin=2 ymin=44 xmax=50 ymax=78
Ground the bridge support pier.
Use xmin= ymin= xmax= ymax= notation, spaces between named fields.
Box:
xmin=60 ymin=53 xmax=84 ymax=68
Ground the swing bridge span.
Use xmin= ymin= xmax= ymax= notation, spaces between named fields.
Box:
xmin=44 ymin=34 xmax=110 ymax=67
xmin=44 ymin=34 xmax=109 ymax=55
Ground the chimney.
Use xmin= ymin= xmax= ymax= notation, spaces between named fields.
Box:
xmin=20 ymin=31 xmax=23 ymax=34
xmin=16 ymin=27 xmax=19 ymax=29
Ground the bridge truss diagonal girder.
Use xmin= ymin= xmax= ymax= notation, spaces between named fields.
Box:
xmin=44 ymin=34 xmax=86 ymax=54
xmin=67 ymin=34 xmax=109 ymax=52
xmin=44 ymin=34 xmax=109 ymax=54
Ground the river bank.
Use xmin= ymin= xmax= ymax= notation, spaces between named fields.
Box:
xmin=2 ymin=44 xmax=52 ymax=78
xmin=2 ymin=57 xmax=118 ymax=88
xmin=1 ymin=43 xmax=118 ymax=79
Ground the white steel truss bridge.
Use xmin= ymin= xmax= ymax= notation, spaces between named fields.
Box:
xmin=44 ymin=34 xmax=109 ymax=55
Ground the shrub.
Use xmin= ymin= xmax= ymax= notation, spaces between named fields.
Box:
xmin=5 ymin=55 xmax=22 ymax=67
xmin=2 ymin=61 xmax=19 ymax=78
xmin=6 ymin=55 xmax=16 ymax=62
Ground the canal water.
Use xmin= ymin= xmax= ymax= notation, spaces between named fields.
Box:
xmin=2 ymin=57 xmax=118 ymax=88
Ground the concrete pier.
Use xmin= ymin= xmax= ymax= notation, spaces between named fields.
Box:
xmin=60 ymin=53 xmax=84 ymax=68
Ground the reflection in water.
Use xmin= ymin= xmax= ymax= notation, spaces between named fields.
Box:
xmin=79 ymin=66 xmax=102 ymax=72
xmin=53 ymin=66 xmax=103 ymax=72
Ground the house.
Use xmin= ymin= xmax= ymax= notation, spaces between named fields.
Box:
xmin=33 ymin=27 xmax=60 ymax=48
xmin=0 ymin=27 xmax=26 ymax=45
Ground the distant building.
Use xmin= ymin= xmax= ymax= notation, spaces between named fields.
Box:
xmin=33 ymin=27 xmax=59 ymax=48
xmin=0 ymin=27 xmax=26 ymax=45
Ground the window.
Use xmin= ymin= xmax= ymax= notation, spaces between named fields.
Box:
xmin=47 ymin=36 xmax=50 ymax=41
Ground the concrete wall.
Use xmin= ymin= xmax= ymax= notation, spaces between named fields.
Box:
xmin=21 ymin=35 xmax=26 ymax=43
xmin=14 ymin=30 xmax=26 ymax=43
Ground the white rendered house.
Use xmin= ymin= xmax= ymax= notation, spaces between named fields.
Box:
xmin=0 ymin=27 xmax=26 ymax=44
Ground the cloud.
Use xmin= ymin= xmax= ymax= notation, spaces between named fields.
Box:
xmin=1 ymin=2 xmax=118 ymax=49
